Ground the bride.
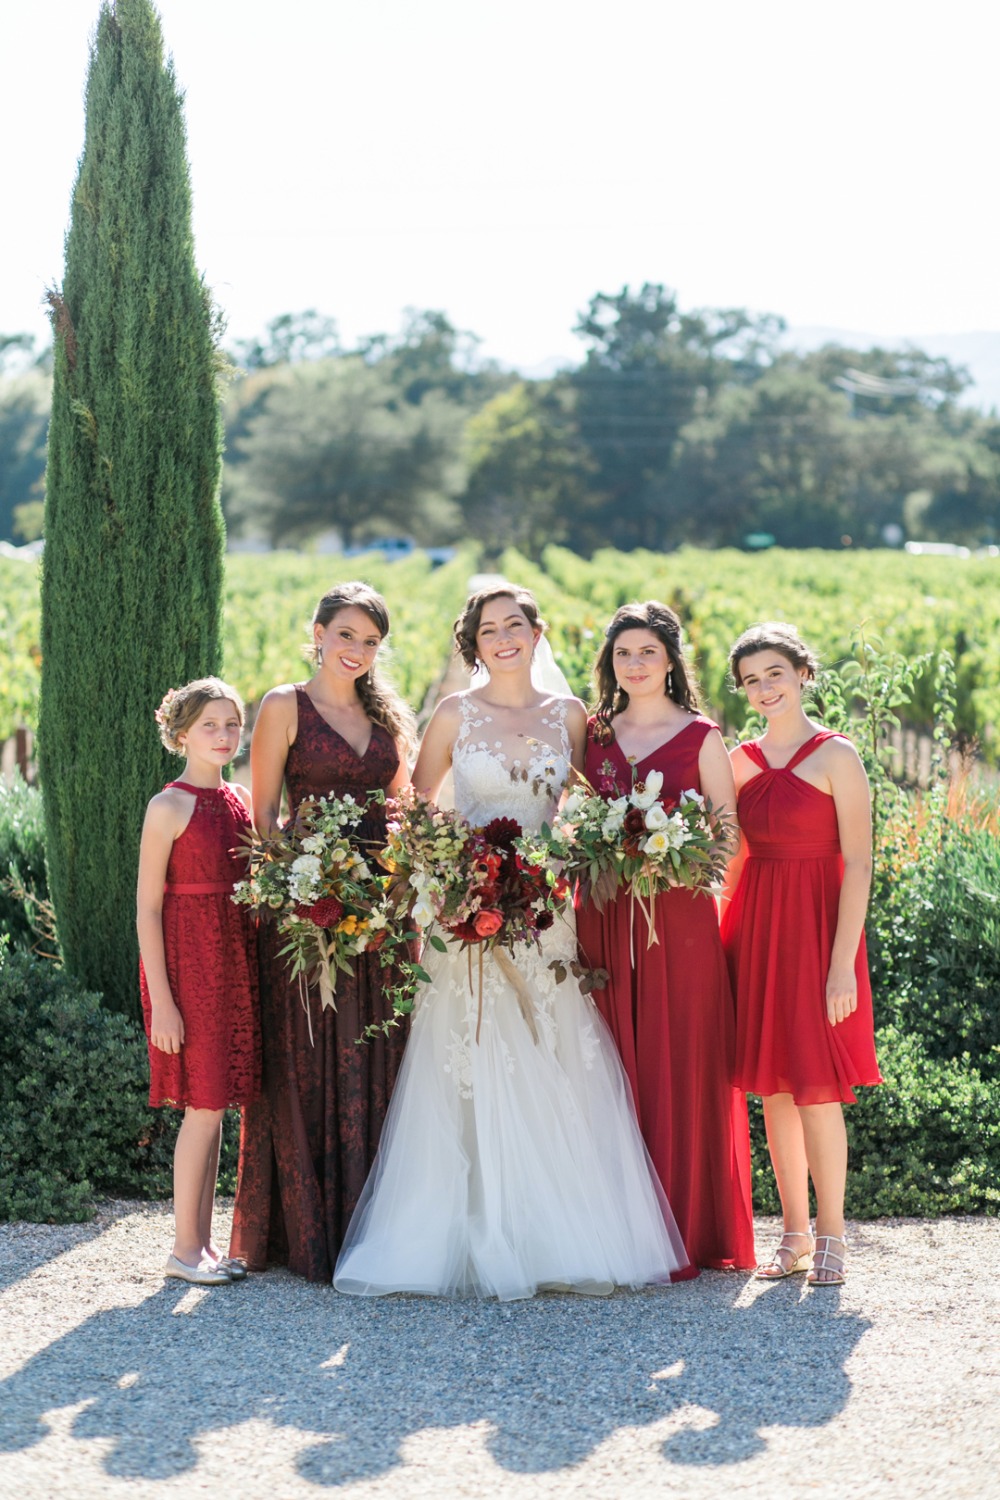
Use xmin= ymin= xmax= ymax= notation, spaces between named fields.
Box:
xmin=334 ymin=585 xmax=694 ymax=1298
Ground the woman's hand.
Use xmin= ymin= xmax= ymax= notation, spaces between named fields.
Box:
xmin=150 ymin=996 xmax=185 ymax=1054
xmin=825 ymin=962 xmax=858 ymax=1026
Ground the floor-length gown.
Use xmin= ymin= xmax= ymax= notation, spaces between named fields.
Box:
xmin=575 ymin=717 xmax=756 ymax=1271
xmin=721 ymin=731 xmax=882 ymax=1103
xmin=230 ymin=687 xmax=408 ymax=1282
xmin=334 ymin=695 xmax=693 ymax=1298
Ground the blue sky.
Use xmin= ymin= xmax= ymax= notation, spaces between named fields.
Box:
xmin=3 ymin=0 xmax=998 ymax=370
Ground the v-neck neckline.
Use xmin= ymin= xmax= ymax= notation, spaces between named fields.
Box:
xmin=609 ymin=715 xmax=700 ymax=768
xmin=299 ymin=686 xmax=375 ymax=762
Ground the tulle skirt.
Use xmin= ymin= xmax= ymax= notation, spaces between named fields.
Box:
xmin=334 ymin=917 xmax=692 ymax=1299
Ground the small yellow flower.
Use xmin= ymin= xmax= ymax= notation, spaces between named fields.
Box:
xmin=336 ymin=914 xmax=360 ymax=935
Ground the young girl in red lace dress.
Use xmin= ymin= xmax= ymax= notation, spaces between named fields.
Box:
xmin=721 ymin=625 xmax=882 ymax=1287
xmin=137 ymin=678 xmax=260 ymax=1286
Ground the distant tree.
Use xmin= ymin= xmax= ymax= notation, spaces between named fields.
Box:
xmin=360 ymin=308 xmax=512 ymax=408
xmin=571 ymin=283 xmax=783 ymax=549
xmin=230 ymin=356 xmax=464 ymax=546
xmin=0 ymin=370 xmax=50 ymax=540
xmin=230 ymin=309 xmax=340 ymax=371
xmin=41 ymin=0 xmax=225 ymax=1016
xmin=461 ymin=382 xmax=593 ymax=560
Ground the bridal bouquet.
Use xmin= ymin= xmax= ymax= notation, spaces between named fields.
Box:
xmin=380 ymin=789 xmax=573 ymax=1039
xmin=233 ymin=790 xmax=401 ymax=1025
xmin=540 ymin=767 xmax=735 ymax=943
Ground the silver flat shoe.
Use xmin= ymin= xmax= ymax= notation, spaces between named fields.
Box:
xmin=213 ymin=1256 xmax=248 ymax=1281
xmin=164 ymin=1253 xmax=233 ymax=1286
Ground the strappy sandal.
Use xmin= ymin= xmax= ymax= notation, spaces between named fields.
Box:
xmin=754 ymin=1230 xmax=814 ymax=1280
xmin=807 ymin=1235 xmax=847 ymax=1287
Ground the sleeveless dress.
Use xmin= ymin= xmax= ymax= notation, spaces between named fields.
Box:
xmin=229 ymin=687 xmax=408 ymax=1281
xmin=721 ymin=731 xmax=883 ymax=1104
xmin=334 ymin=694 xmax=693 ymax=1298
xmin=140 ymin=781 xmax=260 ymax=1111
xmin=575 ymin=717 xmax=756 ymax=1271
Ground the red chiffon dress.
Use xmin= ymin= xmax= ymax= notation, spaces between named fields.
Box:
xmin=575 ymin=717 xmax=756 ymax=1271
xmin=229 ymin=687 xmax=408 ymax=1282
xmin=140 ymin=781 xmax=260 ymax=1111
xmin=721 ymin=731 xmax=883 ymax=1104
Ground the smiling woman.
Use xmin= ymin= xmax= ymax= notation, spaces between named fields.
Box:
xmin=229 ymin=581 xmax=416 ymax=1283
xmin=576 ymin=600 xmax=756 ymax=1272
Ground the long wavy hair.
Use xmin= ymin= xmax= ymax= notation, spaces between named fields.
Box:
xmin=591 ymin=601 xmax=702 ymax=744
xmin=306 ymin=581 xmax=416 ymax=756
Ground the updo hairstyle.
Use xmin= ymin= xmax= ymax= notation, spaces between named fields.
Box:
xmin=453 ymin=584 xmax=546 ymax=672
xmin=156 ymin=677 xmax=245 ymax=756
xmin=728 ymin=622 xmax=820 ymax=690
xmin=305 ymin=580 xmax=416 ymax=757
xmin=592 ymin=601 xmax=701 ymax=742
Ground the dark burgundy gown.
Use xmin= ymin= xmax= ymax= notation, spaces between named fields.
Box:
xmin=229 ymin=687 xmax=408 ymax=1281
xmin=575 ymin=716 xmax=756 ymax=1271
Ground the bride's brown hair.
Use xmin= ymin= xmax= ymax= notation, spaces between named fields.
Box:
xmin=453 ymin=584 xmax=546 ymax=672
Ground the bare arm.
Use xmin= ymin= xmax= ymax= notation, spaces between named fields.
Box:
xmin=565 ymin=698 xmax=588 ymax=776
xmin=825 ymin=740 xmax=873 ymax=1026
xmin=136 ymin=792 xmax=190 ymax=1055
xmin=719 ymin=743 xmax=753 ymax=908
xmin=250 ymin=687 xmax=297 ymax=836
xmin=412 ymin=697 xmax=462 ymax=799
xmin=386 ymin=738 xmax=411 ymax=797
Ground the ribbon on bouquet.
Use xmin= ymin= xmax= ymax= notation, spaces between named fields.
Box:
xmin=296 ymin=933 xmax=338 ymax=1048
xmin=467 ymin=944 xmax=540 ymax=1047
xmin=628 ymin=865 xmax=660 ymax=967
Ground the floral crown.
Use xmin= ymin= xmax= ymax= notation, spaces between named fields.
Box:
xmin=154 ymin=688 xmax=178 ymax=727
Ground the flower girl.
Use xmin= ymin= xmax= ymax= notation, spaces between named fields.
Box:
xmin=137 ymin=678 xmax=260 ymax=1285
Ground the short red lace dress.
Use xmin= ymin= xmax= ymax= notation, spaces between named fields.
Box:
xmin=229 ymin=687 xmax=408 ymax=1283
xmin=140 ymin=781 xmax=260 ymax=1111
xmin=721 ymin=731 xmax=883 ymax=1105
xmin=575 ymin=716 xmax=755 ymax=1272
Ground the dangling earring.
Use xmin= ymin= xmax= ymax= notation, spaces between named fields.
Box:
xmin=666 ymin=671 xmax=674 ymax=694
xmin=316 ymin=645 xmax=323 ymax=666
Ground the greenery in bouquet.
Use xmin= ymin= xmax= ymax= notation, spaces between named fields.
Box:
xmin=233 ymin=790 xmax=406 ymax=1027
xmin=381 ymin=789 xmax=575 ymax=1037
xmin=541 ymin=764 xmax=735 ymax=940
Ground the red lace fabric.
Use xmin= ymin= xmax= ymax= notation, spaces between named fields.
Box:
xmin=721 ymin=731 xmax=883 ymax=1105
xmin=230 ymin=686 xmax=408 ymax=1282
xmin=140 ymin=782 xmax=260 ymax=1111
xmin=576 ymin=716 xmax=756 ymax=1271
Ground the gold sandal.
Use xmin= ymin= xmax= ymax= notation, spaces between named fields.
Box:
xmin=807 ymin=1235 xmax=847 ymax=1287
xmin=755 ymin=1230 xmax=814 ymax=1280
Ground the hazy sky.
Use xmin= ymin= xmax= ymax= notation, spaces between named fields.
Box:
xmin=3 ymin=0 xmax=998 ymax=369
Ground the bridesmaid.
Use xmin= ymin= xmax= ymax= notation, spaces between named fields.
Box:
xmin=721 ymin=623 xmax=882 ymax=1287
xmin=229 ymin=582 xmax=415 ymax=1282
xmin=576 ymin=601 xmax=755 ymax=1272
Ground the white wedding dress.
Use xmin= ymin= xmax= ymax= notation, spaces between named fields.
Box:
xmin=334 ymin=693 xmax=691 ymax=1299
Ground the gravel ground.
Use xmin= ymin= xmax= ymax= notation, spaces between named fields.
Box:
xmin=0 ymin=1204 xmax=997 ymax=1500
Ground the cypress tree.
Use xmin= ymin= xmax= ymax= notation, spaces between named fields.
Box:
xmin=41 ymin=0 xmax=225 ymax=1016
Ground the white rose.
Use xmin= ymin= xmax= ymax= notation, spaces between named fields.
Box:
xmin=643 ymin=803 xmax=670 ymax=830
xmin=562 ymin=790 xmax=585 ymax=819
xmin=300 ymin=835 xmax=324 ymax=855
xmin=629 ymin=770 xmax=664 ymax=809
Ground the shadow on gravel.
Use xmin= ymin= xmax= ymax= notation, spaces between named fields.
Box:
xmin=0 ymin=1272 xmax=870 ymax=1481
xmin=0 ymin=1218 xmax=114 ymax=1295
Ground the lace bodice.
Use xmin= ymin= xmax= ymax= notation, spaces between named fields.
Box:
xmin=451 ymin=693 xmax=572 ymax=832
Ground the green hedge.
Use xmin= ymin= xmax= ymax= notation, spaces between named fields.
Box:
xmin=0 ymin=944 xmax=238 ymax=1223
